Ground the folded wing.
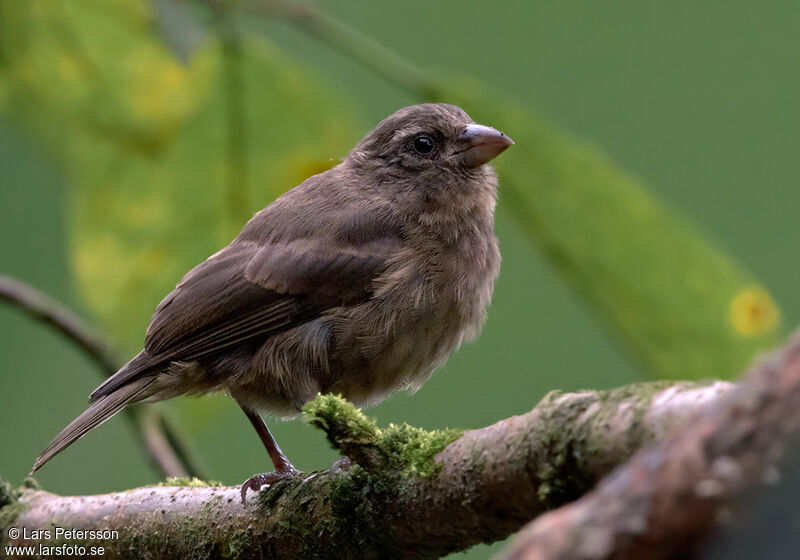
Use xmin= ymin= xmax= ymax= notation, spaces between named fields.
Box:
xmin=90 ymin=235 xmax=398 ymax=401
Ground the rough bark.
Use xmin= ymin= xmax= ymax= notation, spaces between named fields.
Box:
xmin=1 ymin=380 xmax=732 ymax=559
xmin=496 ymin=332 xmax=800 ymax=560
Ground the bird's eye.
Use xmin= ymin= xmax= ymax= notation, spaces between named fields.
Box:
xmin=413 ymin=135 xmax=435 ymax=155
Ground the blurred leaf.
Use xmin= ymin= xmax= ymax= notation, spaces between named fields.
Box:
xmin=443 ymin=83 xmax=783 ymax=380
xmin=0 ymin=0 xmax=782 ymax=386
xmin=151 ymin=0 xmax=208 ymax=64
xmin=0 ymin=0 xmax=360 ymax=351
xmin=0 ymin=0 xmax=213 ymax=153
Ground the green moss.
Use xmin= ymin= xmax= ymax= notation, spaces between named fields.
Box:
xmin=0 ymin=478 xmax=16 ymax=508
xmin=530 ymin=390 xmax=597 ymax=503
xmin=328 ymin=465 xmax=367 ymax=518
xmin=225 ymin=528 xmax=252 ymax=558
xmin=0 ymin=478 xmax=25 ymax=537
xmin=603 ymin=380 xmax=678 ymax=402
xmin=159 ymin=477 xmax=223 ymax=487
xmin=304 ymin=394 xmax=463 ymax=477
xmin=116 ymin=515 xmax=174 ymax=557
xmin=109 ymin=487 xmax=246 ymax=558
xmin=175 ymin=514 xmax=210 ymax=553
xmin=531 ymin=381 xmax=696 ymax=505
xmin=538 ymin=389 xmax=565 ymax=406
xmin=304 ymin=394 xmax=380 ymax=446
xmin=21 ymin=477 xmax=40 ymax=491
xmin=325 ymin=464 xmax=396 ymax=553
xmin=380 ymin=423 xmax=463 ymax=476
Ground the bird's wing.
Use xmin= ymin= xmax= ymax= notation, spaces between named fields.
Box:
xmin=89 ymin=235 xmax=398 ymax=401
xmin=143 ymin=243 xmax=316 ymax=359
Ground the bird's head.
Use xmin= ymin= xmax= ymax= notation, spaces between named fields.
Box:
xmin=346 ymin=103 xmax=513 ymax=191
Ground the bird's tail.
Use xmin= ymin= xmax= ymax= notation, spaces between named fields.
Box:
xmin=31 ymin=377 xmax=157 ymax=474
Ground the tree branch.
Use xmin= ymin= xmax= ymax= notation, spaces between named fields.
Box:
xmin=0 ymin=275 xmax=118 ymax=374
xmin=495 ymin=334 xmax=800 ymax=560
xmin=214 ymin=0 xmax=251 ymax=230
xmin=2 ymin=379 xmax=734 ymax=559
xmin=246 ymin=0 xmax=440 ymax=99
xmin=0 ymin=274 xmax=202 ymax=479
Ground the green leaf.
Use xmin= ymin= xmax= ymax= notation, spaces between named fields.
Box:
xmin=442 ymin=83 xmax=783 ymax=380
xmin=151 ymin=0 xmax=208 ymax=64
xmin=0 ymin=0 xmax=360 ymax=351
xmin=1 ymin=1 xmax=781 ymax=382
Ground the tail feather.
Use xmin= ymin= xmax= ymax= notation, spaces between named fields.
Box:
xmin=31 ymin=378 xmax=156 ymax=474
xmin=89 ymin=350 xmax=159 ymax=403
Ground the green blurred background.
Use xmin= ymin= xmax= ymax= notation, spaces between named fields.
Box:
xmin=1 ymin=1 xmax=798 ymax=557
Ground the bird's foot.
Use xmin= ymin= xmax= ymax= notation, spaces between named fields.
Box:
xmin=241 ymin=465 xmax=299 ymax=504
xmin=330 ymin=456 xmax=353 ymax=474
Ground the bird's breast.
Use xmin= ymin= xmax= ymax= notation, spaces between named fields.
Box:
xmin=325 ymin=227 xmax=499 ymax=404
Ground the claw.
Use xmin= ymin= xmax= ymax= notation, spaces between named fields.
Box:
xmin=330 ymin=456 xmax=353 ymax=474
xmin=240 ymin=466 xmax=299 ymax=504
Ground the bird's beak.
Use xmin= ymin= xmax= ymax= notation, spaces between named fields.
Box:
xmin=457 ymin=124 xmax=514 ymax=168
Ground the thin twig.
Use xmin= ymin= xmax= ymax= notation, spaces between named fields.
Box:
xmin=0 ymin=274 xmax=201 ymax=479
xmin=140 ymin=408 xmax=204 ymax=480
xmin=215 ymin=2 xmax=251 ymax=229
xmin=0 ymin=275 xmax=118 ymax=374
xmin=246 ymin=0 xmax=440 ymax=99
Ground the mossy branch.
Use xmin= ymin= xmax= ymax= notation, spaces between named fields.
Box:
xmin=2 ymin=376 xmax=737 ymax=559
xmin=497 ymin=331 xmax=800 ymax=560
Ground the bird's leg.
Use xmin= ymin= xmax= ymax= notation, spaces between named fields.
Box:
xmin=239 ymin=405 xmax=299 ymax=503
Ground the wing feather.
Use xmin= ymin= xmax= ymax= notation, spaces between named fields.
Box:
xmin=90 ymin=234 xmax=399 ymax=401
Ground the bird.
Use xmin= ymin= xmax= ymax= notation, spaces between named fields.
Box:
xmin=31 ymin=103 xmax=513 ymax=502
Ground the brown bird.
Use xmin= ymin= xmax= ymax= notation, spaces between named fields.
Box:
xmin=32 ymin=103 xmax=513 ymax=502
